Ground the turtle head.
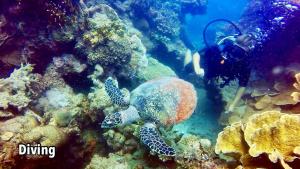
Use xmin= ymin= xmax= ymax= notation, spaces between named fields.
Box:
xmin=101 ymin=106 xmax=141 ymax=128
xmin=101 ymin=112 xmax=122 ymax=128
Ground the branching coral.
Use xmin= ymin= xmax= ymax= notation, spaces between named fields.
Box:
xmin=0 ymin=64 xmax=39 ymax=111
xmin=215 ymin=111 xmax=300 ymax=169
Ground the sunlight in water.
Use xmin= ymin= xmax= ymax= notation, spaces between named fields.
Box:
xmin=184 ymin=0 xmax=248 ymax=49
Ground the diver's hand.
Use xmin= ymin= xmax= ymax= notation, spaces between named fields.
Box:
xmin=225 ymin=104 xmax=235 ymax=114
xmin=195 ymin=67 xmax=205 ymax=78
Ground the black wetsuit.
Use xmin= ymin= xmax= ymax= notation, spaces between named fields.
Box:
xmin=185 ymin=41 xmax=251 ymax=87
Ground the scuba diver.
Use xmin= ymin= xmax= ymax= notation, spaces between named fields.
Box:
xmin=183 ymin=19 xmax=255 ymax=114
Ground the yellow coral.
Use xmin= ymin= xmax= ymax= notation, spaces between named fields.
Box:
xmin=246 ymin=112 xmax=300 ymax=163
xmin=215 ymin=122 xmax=248 ymax=158
xmin=243 ymin=111 xmax=282 ymax=142
xmin=215 ymin=111 xmax=300 ymax=169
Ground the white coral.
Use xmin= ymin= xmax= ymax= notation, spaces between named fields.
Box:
xmin=0 ymin=64 xmax=36 ymax=110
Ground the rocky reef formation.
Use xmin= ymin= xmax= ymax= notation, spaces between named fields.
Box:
xmin=215 ymin=111 xmax=300 ymax=169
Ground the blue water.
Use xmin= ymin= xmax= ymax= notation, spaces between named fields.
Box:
xmin=184 ymin=0 xmax=248 ymax=50
xmin=173 ymin=0 xmax=248 ymax=141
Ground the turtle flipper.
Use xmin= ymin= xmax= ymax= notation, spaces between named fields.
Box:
xmin=140 ymin=123 xmax=176 ymax=156
xmin=104 ymin=77 xmax=129 ymax=106
xmin=101 ymin=112 xmax=122 ymax=128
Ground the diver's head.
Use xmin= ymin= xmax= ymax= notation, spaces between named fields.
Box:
xmin=235 ymin=34 xmax=255 ymax=51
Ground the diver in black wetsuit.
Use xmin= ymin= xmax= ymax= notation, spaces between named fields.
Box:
xmin=183 ymin=34 xmax=254 ymax=113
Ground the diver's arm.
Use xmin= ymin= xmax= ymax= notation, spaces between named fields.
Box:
xmin=192 ymin=52 xmax=205 ymax=77
xmin=184 ymin=49 xmax=192 ymax=67
xmin=226 ymin=87 xmax=246 ymax=113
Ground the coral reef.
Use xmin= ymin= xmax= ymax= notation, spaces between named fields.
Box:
xmin=239 ymin=0 xmax=300 ymax=83
xmin=130 ymin=0 xmax=206 ymax=53
xmin=0 ymin=0 xmax=83 ymax=77
xmin=37 ymin=87 xmax=86 ymax=127
xmin=215 ymin=111 xmax=300 ymax=169
xmin=2 ymin=0 xmax=300 ymax=169
xmin=75 ymin=4 xmax=148 ymax=78
xmin=103 ymin=124 xmax=140 ymax=154
xmin=175 ymin=134 xmax=223 ymax=169
xmin=222 ymin=72 xmax=300 ymax=126
xmin=0 ymin=64 xmax=40 ymax=111
xmin=85 ymin=153 xmax=129 ymax=169
xmin=98 ymin=0 xmax=207 ymax=64
xmin=0 ymin=115 xmax=40 ymax=166
xmin=22 ymin=125 xmax=68 ymax=147
xmin=42 ymin=54 xmax=87 ymax=89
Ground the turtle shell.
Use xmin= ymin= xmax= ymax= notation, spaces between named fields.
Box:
xmin=130 ymin=77 xmax=197 ymax=126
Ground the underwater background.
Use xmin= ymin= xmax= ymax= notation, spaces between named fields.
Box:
xmin=0 ymin=0 xmax=300 ymax=169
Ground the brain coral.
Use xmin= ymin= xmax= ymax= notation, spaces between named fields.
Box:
xmin=215 ymin=111 xmax=300 ymax=169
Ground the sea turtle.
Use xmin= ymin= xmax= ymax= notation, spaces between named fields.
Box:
xmin=101 ymin=77 xmax=197 ymax=156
